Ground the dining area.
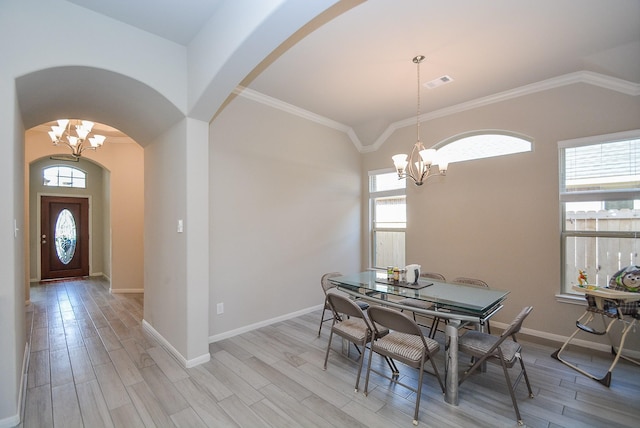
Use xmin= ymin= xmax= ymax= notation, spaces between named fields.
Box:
xmin=319 ymin=269 xmax=534 ymax=426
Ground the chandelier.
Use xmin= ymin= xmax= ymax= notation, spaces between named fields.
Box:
xmin=392 ymin=56 xmax=448 ymax=186
xmin=48 ymin=119 xmax=106 ymax=158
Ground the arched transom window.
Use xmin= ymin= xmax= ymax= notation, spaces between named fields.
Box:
xmin=43 ymin=165 xmax=87 ymax=188
xmin=436 ymin=131 xmax=532 ymax=165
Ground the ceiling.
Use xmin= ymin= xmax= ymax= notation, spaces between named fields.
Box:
xmin=65 ymin=0 xmax=640 ymax=147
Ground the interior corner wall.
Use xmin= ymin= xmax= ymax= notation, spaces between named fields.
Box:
xmin=0 ymin=79 xmax=26 ymax=427
xmin=209 ymin=95 xmax=361 ymax=337
xmin=144 ymin=120 xmax=188 ymax=356
xmin=362 ymin=83 xmax=640 ymax=350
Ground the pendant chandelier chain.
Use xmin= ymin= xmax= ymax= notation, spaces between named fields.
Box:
xmin=391 ymin=55 xmax=448 ymax=186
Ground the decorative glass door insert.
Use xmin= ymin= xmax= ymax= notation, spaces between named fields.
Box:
xmin=54 ymin=208 xmax=77 ymax=264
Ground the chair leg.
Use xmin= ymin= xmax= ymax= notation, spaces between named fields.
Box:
xmin=413 ymin=359 xmax=426 ymax=426
xmin=518 ymin=355 xmax=534 ymax=398
xmin=429 ymin=317 xmax=441 ymax=339
xmin=363 ymin=341 xmax=375 ymax=396
xmin=354 ymin=339 xmax=367 ymax=392
xmin=429 ymin=355 xmax=446 ymax=393
xmin=500 ymin=357 xmax=524 ymax=426
xmin=323 ymin=329 xmax=334 ymax=370
xmin=385 ymin=356 xmax=399 ymax=376
xmin=318 ymin=305 xmax=327 ymax=336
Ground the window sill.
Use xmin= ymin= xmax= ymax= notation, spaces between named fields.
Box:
xmin=555 ymin=293 xmax=587 ymax=306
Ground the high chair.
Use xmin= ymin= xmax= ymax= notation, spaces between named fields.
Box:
xmin=551 ymin=273 xmax=640 ymax=387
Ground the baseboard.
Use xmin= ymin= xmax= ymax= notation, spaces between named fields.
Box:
xmin=208 ymin=304 xmax=323 ymax=343
xmin=0 ymin=343 xmax=30 ymax=428
xmin=0 ymin=413 xmax=19 ymax=428
xmin=491 ymin=320 xmax=640 ymax=360
xmin=142 ymin=320 xmax=210 ymax=368
xmin=110 ymin=288 xmax=144 ymax=294
xmin=19 ymin=343 xmax=29 ymax=425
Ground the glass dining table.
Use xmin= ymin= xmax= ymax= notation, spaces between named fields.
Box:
xmin=329 ymin=270 xmax=509 ymax=405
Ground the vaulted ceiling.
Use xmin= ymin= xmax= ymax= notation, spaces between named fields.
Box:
xmin=66 ymin=0 xmax=640 ymax=147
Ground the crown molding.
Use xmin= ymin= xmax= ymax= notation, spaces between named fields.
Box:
xmin=235 ymin=71 xmax=639 ymax=153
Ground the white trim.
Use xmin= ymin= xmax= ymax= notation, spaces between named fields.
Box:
xmin=558 ymin=129 xmax=640 ymax=149
xmin=491 ymin=320 xmax=640 ymax=359
xmin=0 ymin=343 xmax=31 ymax=428
xmin=0 ymin=411 xmax=19 ymax=428
xmin=110 ymin=288 xmax=144 ymax=294
xmin=142 ymin=320 xmax=211 ymax=368
xmin=237 ymin=72 xmax=640 ymax=153
xmin=209 ymin=304 xmax=323 ymax=343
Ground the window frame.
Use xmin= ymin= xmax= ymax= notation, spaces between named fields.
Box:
xmin=43 ymin=165 xmax=87 ymax=189
xmin=369 ymin=169 xmax=406 ymax=269
xmin=558 ymin=129 xmax=640 ymax=299
xmin=434 ymin=129 xmax=533 ymax=165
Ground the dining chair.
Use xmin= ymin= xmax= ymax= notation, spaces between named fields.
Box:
xmin=318 ymin=272 xmax=369 ymax=336
xmin=364 ymin=305 xmax=445 ymax=426
xmin=457 ymin=306 xmax=534 ymax=426
xmin=425 ymin=276 xmax=493 ymax=339
xmin=397 ymin=272 xmax=445 ymax=338
xmin=323 ymin=293 xmax=388 ymax=392
xmin=452 ymin=277 xmax=492 ymax=334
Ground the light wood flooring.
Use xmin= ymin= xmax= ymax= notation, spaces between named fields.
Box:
xmin=19 ymin=277 xmax=640 ymax=427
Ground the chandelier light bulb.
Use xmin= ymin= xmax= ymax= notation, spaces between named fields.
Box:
xmin=48 ymin=118 xmax=107 ymax=158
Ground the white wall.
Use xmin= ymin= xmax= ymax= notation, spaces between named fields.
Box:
xmin=209 ymin=95 xmax=361 ymax=337
xmin=1 ymin=0 xmax=342 ymax=422
xmin=363 ymin=83 xmax=640 ymax=348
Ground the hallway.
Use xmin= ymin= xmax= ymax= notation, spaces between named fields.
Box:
xmin=20 ymin=278 xmax=640 ymax=427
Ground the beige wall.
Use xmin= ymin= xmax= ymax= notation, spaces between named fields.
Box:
xmin=28 ymin=156 xmax=105 ymax=279
xmin=208 ymin=95 xmax=362 ymax=337
xmin=363 ymin=83 xmax=640 ymax=349
xmin=25 ymin=128 xmax=144 ymax=292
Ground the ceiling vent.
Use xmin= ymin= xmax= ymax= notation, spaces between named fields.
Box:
xmin=424 ymin=75 xmax=454 ymax=89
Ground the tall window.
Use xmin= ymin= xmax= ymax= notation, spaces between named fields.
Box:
xmin=559 ymin=130 xmax=640 ymax=294
xmin=43 ymin=165 xmax=86 ymax=188
xmin=369 ymin=170 xmax=406 ymax=268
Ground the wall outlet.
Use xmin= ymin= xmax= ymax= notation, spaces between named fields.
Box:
xmin=216 ymin=302 xmax=224 ymax=314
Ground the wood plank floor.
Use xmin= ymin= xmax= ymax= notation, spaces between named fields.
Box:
xmin=19 ymin=277 xmax=640 ymax=427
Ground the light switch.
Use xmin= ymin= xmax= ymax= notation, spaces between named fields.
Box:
xmin=177 ymin=219 xmax=184 ymax=233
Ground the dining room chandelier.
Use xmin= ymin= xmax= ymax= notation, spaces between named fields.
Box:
xmin=392 ymin=55 xmax=448 ymax=186
xmin=48 ymin=119 xmax=106 ymax=158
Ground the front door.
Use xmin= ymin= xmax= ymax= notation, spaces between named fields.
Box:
xmin=41 ymin=196 xmax=89 ymax=280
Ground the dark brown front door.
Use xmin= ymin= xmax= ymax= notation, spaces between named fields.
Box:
xmin=41 ymin=196 xmax=89 ymax=280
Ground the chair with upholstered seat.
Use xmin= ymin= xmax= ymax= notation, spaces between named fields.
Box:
xmin=396 ymin=272 xmax=445 ymax=338
xmin=323 ymin=293 xmax=387 ymax=392
xmin=430 ymin=276 xmax=492 ymax=338
xmin=458 ymin=306 xmax=534 ymax=426
xmin=318 ymin=272 xmax=369 ymax=336
xmin=364 ymin=305 xmax=445 ymax=426
xmin=452 ymin=277 xmax=492 ymax=334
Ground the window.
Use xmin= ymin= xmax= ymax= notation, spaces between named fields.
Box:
xmin=436 ymin=131 xmax=532 ymax=165
xmin=559 ymin=130 xmax=640 ymax=294
xmin=43 ymin=166 xmax=86 ymax=188
xmin=369 ymin=170 xmax=406 ymax=269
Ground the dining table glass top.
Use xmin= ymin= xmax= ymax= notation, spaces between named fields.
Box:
xmin=330 ymin=270 xmax=509 ymax=317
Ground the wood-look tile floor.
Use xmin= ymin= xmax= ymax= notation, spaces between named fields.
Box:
xmin=19 ymin=277 xmax=640 ymax=427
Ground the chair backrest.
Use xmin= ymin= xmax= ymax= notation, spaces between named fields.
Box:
xmin=321 ymin=272 xmax=341 ymax=295
xmin=326 ymin=293 xmax=367 ymax=322
xmin=452 ymin=276 xmax=489 ymax=288
xmin=420 ymin=272 xmax=446 ymax=281
xmin=500 ymin=306 xmax=533 ymax=339
xmin=368 ymin=305 xmax=423 ymax=337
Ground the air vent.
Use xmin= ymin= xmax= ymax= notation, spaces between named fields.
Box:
xmin=424 ymin=75 xmax=454 ymax=89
